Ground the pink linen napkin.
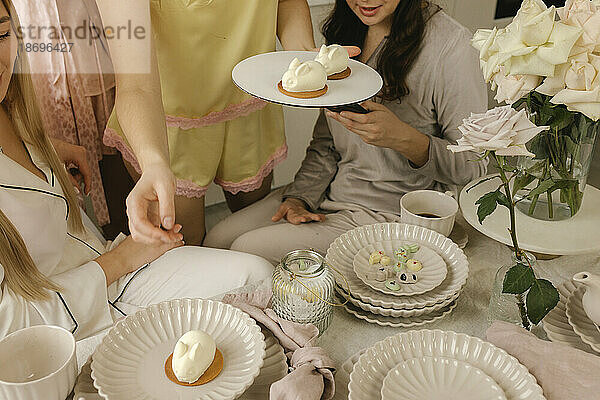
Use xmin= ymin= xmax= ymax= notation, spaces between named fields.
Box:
xmin=486 ymin=321 xmax=600 ymax=400
xmin=222 ymin=290 xmax=336 ymax=400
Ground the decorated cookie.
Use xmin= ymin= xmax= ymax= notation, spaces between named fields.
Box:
xmin=394 ymin=248 xmax=409 ymax=259
xmin=368 ymin=267 xmax=389 ymax=282
xmin=369 ymin=251 xmax=384 ymax=265
xmin=398 ymin=272 xmax=418 ymax=284
xmin=405 ymin=243 xmax=420 ymax=253
xmin=394 ymin=262 xmax=404 ymax=273
xmin=385 ymin=279 xmax=401 ymax=291
xmin=405 ymin=259 xmax=423 ymax=272
xmin=380 ymin=255 xmax=392 ymax=266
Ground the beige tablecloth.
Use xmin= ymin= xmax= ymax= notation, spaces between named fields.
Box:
xmin=74 ymin=219 xmax=600 ymax=399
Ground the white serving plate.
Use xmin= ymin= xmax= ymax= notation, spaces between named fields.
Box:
xmin=239 ymin=332 xmax=287 ymax=399
xmin=327 ymin=223 xmax=468 ymax=309
xmin=232 ymin=51 xmax=383 ymax=108
xmin=543 ymin=280 xmax=594 ymax=353
xmin=91 ymin=299 xmax=265 ymax=400
xmin=566 ymin=286 xmax=600 ymax=353
xmin=348 ymin=330 xmax=545 ymax=400
xmin=339 ymin=295 xmax=457 ymax=328
xmin=353 ymin=240 xmax=447 ymax=296
xmin=381 ymin=356 xmax=506 ymax=400
xmin=335 ymin=285 xmax=459 ymax=318
xmin=460 ymin=175 xmax=600 ymax=255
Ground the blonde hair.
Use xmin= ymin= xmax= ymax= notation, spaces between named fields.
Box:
xmin=1 ymin=0 xmax=83 ymax=301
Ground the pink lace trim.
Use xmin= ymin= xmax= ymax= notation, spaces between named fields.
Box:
xmin=103 ymin=128 xmax=288 ymax=197
xmin=103 ymin=128 xmax=209 ymax=198
xmin=215 ymin=143 xmax=288 ymax=194
xmin=165 ymin=98 xmax=267 ymax=129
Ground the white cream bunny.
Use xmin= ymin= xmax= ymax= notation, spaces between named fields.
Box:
xmin=171 ymin=330 xmax=217 ymax=383
xmin=281 ymin=58 xmax=327 ymax=92
xmin=315 ymin=44 xmax=349 ymax=76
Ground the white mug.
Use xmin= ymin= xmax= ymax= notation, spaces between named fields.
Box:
xmin=400 ymin=190 xmax=458 ymax=237
xmin=0 ymin=325 xmax=77 ymax=400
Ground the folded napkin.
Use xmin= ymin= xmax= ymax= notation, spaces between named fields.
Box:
xmin=486 ymin=321 xmax=600 ymax=400
xmin=223 ymin=290 xmax=336 ymax=400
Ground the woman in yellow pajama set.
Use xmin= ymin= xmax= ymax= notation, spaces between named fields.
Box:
xmin=99 ymin=0 xmax=316 ymax=244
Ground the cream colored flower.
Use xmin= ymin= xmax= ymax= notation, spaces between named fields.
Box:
xmin=448 ymin=106 xmax=549 ymax=157
xmin=557 ymin=0 xmax=600 ymax=55
xmin=550 ymin=54 xmax=600 ymax=121
xmin=473 ymin=0 xmax=582 ymax=81
xmin=492 ymin=67 xmax=542 ymax=104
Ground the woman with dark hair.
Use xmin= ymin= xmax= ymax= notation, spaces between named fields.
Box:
xmin=205 ymin=0 xmax=488 ymax=264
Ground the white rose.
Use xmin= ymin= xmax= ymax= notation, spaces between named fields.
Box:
xmin=550 ymin=53 xmax=600 ymax=121
xmin=558 ymin=0 xmax=600 ymax=55
xmin=492 ymin=67 xmax=542 ymax=104
xmin=447 ymin=106 xmax=549 ymax=157
xmin=473 ymin=0 xmax=583 ymax=79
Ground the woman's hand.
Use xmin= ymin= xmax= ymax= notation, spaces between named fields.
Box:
xmin=272 ymin=198 xmax=325 ymax=225
xmin=326 ymin=100 xmax=431 ymax=167
xmin=126 ymin=163 xmax=183 ymax=244
xmin=95 ymin=235 xmax=184 ymax=286
xmin=50 ymin=138 xmax=92 ymax=195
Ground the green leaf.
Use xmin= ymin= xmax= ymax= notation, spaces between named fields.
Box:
xmin=527 ymin=179 xmax=556 ymax=199
xmin=475 ymin=190 xmax=500 ymax=224
xmin=513 ymin=173 xmax=536 ymax=196
xmin=496 ymin=191 xmax=511 ymax=209
xmin=502 ymin=263 xmax=536 ymax=294
xmin=526 ymin=279 xmax=559 ymax=324
xmin=549 ymin=107 xmax=574 ymax=131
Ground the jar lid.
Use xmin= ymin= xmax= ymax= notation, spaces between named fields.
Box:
xmin=281 ymin=249 xmax=326 ymax=278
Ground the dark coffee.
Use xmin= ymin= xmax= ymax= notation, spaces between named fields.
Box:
xmin=416 ymin=213 xmax=441 ymax=219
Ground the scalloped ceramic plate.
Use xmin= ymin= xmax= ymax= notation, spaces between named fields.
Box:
xmin=566 ymin=286 xmax=600 ymax=353
xmin=91 ymin=299 xmax=266 ymax=400
xmin=239 ymin=332 xmax=287 ymax=399
xmin=335 ymin=285 xmax=459 ymax=318
xmin=335 ymin=350 xmax=365 ymax=400
xmin=348 ymin=330 xmax=545 ymax=400
xmin=327 ymin=223 xmax=468 ymax=309
xmin=353 ymin=240 xmax=447 ymax=296
xmin=338 ymin=294 xmax=457 ymax=328
xmin=381 ymin=356 xmax=506 ymax=400
xmin=543 ymin=280 xmax=594 ymax=353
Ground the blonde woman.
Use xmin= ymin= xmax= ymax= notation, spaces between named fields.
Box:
xmin=0 ymin=0 xmax=273 ymax=339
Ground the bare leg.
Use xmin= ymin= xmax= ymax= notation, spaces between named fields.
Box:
xmin=175 ymin=195 xmax=206 ymax=246
xmin=223 ymin=172 xmax=273 ymax=213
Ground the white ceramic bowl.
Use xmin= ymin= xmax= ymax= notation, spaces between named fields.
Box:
xmin=381 ymin=356 xmax=506 ymax=400
xmin=91 ymin=299 xmax=265 ymax=400
xmin=327 ymin=223 xmax=469 ymax=309
xmin=0 ymin=325 xmax=77 ymax=400
xmin=348 ymin=330 xmax=544 ymax=400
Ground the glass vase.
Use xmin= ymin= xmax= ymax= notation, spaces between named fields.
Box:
xmin=514 ymin=102 xmax=600 ymax=221
xmin=272 ymin=250 xmax=336 ymax=335
xmin=488 ymin=252 xmax=547 ymax=338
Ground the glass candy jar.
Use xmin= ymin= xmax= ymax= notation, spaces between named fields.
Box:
xmin=272 ymin=250 xmax=336 ymax=334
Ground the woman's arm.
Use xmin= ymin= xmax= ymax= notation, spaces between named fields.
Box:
xmin=277 ymin=0 xmax=315 ymax=51
xmin=96 ymin=0 xmax=181 ymax=244
xmin=282 ymin=110 xmax=341 ymax=211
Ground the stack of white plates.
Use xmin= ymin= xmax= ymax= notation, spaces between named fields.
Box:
xmin=543 ymin=280 xmax=600 ymax=354
xmin=326 ymin=223 xmax=468 ymax=327
xmin=347 ymin=330 xmax=545 ymax=400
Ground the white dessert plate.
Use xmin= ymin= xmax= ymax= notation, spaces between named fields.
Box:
xmin=460 ymin=175 xmax=600 ymax=255
xmin=326 ymin=223 xmax=468 ymax=309
xmin=239 ymin=332 xmax=287 ymax=399
xmin=335 ymin=285 xmax=459 ymax=318
xmin=348 ymin=330 xmax=545 ymax=400
xmin=543 ymin=280 xmax=595 ymax=353
xmin=335 ymin=350 xmax=365 ymax=400
xmin=381 ymin=356 xmax=506 ymax=400
xmin=566 ymin=286 xmax=600 ymax=353
xmin=339 ymin=294 xmax=457 ymax=328
xmin=91 ymin=299 xmax=266 ymax=400
xmin=232 ymin=51 xmax=383 ymax=108
xmin=353 ymin=240 xmax=447 ymax=296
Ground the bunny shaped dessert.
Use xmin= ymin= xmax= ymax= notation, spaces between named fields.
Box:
xmin=164 ymin=330 xmax=224 ymax=386
xmin=315 ymin=44 xmax=351 ymax=80
xmin=278 ymin=58 xmax=328 ymax=99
